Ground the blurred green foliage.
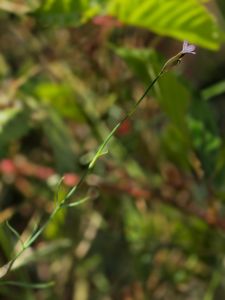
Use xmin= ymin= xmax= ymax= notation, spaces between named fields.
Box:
xmin=0 ymin=0 xmax=225 ymax=299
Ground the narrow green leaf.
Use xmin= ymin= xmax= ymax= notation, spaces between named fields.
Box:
xmin=6 ymin=222 xmax=24 ymax=249
xmin=62 ymin=196 xmax=90 ymax=208
xmin=201 ymin=80 xmax=225 ymax=100
xmin=0 ymin=280 xmax=55 ymax=289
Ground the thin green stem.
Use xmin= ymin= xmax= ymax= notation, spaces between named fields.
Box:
xmin=1 ymin=73 xmax=162 ymax=279
xmin=88 ymin=73 xmax=162 ymax=170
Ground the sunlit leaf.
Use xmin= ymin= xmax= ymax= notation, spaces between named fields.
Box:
xmin=108 ymin=0 xmax=223 ymax=50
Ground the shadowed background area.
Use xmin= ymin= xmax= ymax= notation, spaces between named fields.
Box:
xmin=1 ymin=0 xmax=225 ymax=299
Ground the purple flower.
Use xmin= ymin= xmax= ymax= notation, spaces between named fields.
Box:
xmin=161 ymin=40 xmax=196 ymax=74
xmin=181 ymin=41 xmax=196 ymax=55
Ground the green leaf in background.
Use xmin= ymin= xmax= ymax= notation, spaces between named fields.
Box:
xmin=34 ymin=81 xmax=85 ymax=122
xmin=35 ymin=0 xmax=223 ymax=49
xmin=188 ymin=116 xmax=221 ymax=176
xmin=216 ymin=0 xmax=225 ymax=20
xmin=201 ymin=80 xmax=225 ymax=101
xmin=161 ymin=124 xmax=191 ymax=169
xmin=108 ymin=0 xmax=223 ymax=50
xmin=2 ymin=0 xmax=224 ymax=50
xmin=0 ymin=106 xmax=31 ymax=155
xmin=36 ymin=0 xmax=102 ymax=26
xmin=188 ymin=97 xmax=222 ymax=178
xmin=42 ymin=110 xmax=77 ymax=173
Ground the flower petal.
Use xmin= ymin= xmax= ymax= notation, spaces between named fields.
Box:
xmin=182 ymin=41 xmax=196 ymax=54
xmin=187 ymin=45 xmax=196 ymax=52
xmin=182 ymin=40 xmax=188 ymax=51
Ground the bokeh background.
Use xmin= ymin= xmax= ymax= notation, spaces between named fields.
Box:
xmin=1 ymin=0 xmax=225 ymax=299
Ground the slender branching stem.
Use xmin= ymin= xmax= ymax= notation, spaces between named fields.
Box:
xmin=1 ymin=72 xmax=162 ymax=278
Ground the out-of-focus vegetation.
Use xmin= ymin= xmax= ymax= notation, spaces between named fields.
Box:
xmin=1 ymin=0 xmax=225 ymax=299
